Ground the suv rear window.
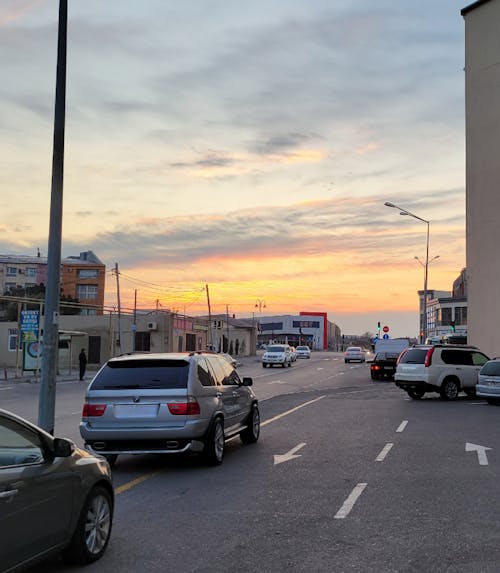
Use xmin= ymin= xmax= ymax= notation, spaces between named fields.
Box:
xmin=480 ymin=361 xmax=500 ymax=376
xmin=398 ymin=349 xmax=428 ymax=364
xmin=266 ymin=346 xmax=286 ymax=352
xmin=90 ymin=359 xmax=189 ymax=390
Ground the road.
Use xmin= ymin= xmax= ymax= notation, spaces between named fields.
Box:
xmin=3 ymin=351 xmax=500 ymax=572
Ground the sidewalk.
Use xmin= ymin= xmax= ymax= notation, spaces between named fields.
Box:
xmin=0 ymin=366 xmax=98 ymax=385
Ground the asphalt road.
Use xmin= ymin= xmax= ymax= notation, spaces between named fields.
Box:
xmin=3 ymin=352 xmax=500 ymax=572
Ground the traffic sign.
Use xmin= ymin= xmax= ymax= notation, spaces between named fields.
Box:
xmin=383 ymin=333 xmax=389 ymax=339
xmin=382 ymin=325 xmax=389 ymax=333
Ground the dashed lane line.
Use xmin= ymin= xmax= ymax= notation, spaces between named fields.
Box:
xmin=334 ymin=483 xmax=367 ymax=519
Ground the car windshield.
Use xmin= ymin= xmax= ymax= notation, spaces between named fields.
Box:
xmin=266 ymin=346 xmax=286 ymax=352
xmin=480 ymin=361 xmax=500 ymax=376
xmin=296 ymin=346 xmax=309 ymax=351
xmin=398 ymin=349 xmax=428 ymax=364
xmin=90 ymin=359 xmax=190 ymax=390
xmin=347 ymin=347 xmax=361 ymax=352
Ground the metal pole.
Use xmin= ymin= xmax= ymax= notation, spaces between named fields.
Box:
xmin=422 ymin=221 xmax=430 ymax=343
xmin=39 ymin=0 xmax=67 ymax=434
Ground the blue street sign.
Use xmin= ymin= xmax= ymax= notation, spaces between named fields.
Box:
xmin=382 ymin=333 xmax=389 ymax=339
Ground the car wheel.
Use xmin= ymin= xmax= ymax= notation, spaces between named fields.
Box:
xmin=281 ymin=362 xmax=286 ymax=368
xmin=288 ymin=360 xmax=292 ymax=367
xmin=240 ymin=404 xmax=260 ymax=444
xmin=262 ymin=363 xmax=267 ymax=368
xmin=440 ymin=378 xmax=460 ymax=401
xmin=486 ymin=398 xmax=500 ymax=405
xmin=371 ymin=373 xmax=379 ymax=380
xmin=407 ymin=389 xmax=425 ymax=400
xmin=463 ymin=388 xmax=476 ymax=398
xmin=344 ymin=359 xmax=348 ymax=363
xmin=203 ymin=417 xmax=225 ymax=466
xmin=103 ymin=454 xmax=118 ymax=467
xmin=62 ymin=486 xmax=113 ymax=564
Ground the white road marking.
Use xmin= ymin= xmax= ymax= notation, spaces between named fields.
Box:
xmin=0 ymin=386 xmax=14 ymax=391
xmin=334 ymin=483 xmax=367 ymax=519
xmin=396 ymin=420 xmax=408 ymax=433
xmin=268 ymin=380 xmax=287 ymax=385
xmin=465 ymin=442 xmax=491 ymax=465
xmin=316 ymin=367 xmax=324 ymax=371
xmin=274 ymin=442 xmax=306 ymax=465
xmin=261 ymin=395 xmax=326 ymax=427
xmin=375 ymin=443 xmax=394 ymax=462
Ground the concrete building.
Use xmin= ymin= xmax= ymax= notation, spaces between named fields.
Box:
xmin=257 ymin=313 xmax=340 ymax=350
xmin=0 ymin=250 xmax=106 ymax=316
xmin=462 ymin=0 xmax=500 ymax=356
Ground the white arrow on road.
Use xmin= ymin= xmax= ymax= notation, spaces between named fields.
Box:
xmin=274 ymin=442 xmax=306 ymax=466
xmin=465 ymin=442 xmax=491 ymax=465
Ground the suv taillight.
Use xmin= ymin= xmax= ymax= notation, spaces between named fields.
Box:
xmin=396 ymin=349 xmax=407 ymax=365
xmin=424 ymin=347 xmax=435 ymax=367
xmin=167 ymin=396 xmax=200 ymax=415
xmin=82 ymin=403 xmax=107 ymax=417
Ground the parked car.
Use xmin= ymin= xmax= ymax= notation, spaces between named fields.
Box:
xmin=0 ymin=409 xmax=114 ymax=573
xmin=476 ymin=358 xmax=500 ymax=405
xmin=394 ymin=344 xmax=489 ymax=400
xmin=289 ymin=346 xmax=297 ymax=362
xmin=295 ymin=345 xmax=311 ymax=359
xmin=80 ymin=352 xmax=260 ymax=466
xmin=344 ymin=346 xmax=366 ymax=363
xmin=370 ymin=351 xmax=401 ymax=380
xmin=262 ymin=344 xmax=293 ymax=368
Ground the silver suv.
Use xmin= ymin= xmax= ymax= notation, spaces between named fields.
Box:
xmin=80 ymin=352 xmax=260 ymax=466
xmin=394 ymin=344 xmax=489 ymax=400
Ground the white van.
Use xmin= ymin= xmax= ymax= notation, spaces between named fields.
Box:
xmin=262 ymin=344 xmax=293 ymax=368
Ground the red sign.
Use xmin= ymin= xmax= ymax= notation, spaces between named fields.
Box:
xmin=383 ymin=325 xmax=389 ymax=333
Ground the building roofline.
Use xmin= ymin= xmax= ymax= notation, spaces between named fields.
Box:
xmin=461 ymin=0 xmax=494 ymax=16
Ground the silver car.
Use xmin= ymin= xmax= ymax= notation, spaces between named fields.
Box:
xmin=80 ymin=352 xmax=260 ymax=466
xmin=476 ymin=358 xmax=500 ymax=405
xmin=0 ymin=409 xmax=113 ymax=573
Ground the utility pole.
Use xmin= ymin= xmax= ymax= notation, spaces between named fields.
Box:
xmin=226 ymin=305 xmax=230 ymax=354
xmin=114 ymin=262 xmax=122 ymax=353
xmin=132 ymin=289 xmax=137 ymax=352
xmin=206 ymin=284 xmax=213 ymax=350
xmin=39 ymin=0 xmax=67 ymax=434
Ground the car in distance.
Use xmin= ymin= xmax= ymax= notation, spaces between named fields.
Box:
xmin=80 ymin=352 xmax=260 ymax=466
xmin=394 ymin=344 xmax=489 ymax=400
xmin=0 ymin=409 xmax=114 ymax=572
xmin=262 ymin=344 xmax=293 ymax=368
xmin=295 ymin=345 xmax=311 ymax=359
xmin=476 ymin=358 xmax=500 ymax=405
xmin=344 ymin=346 xmax=366 ymax=363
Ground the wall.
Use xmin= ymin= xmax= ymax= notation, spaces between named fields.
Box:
xmin=464 ymin=0 xmax=500 ymax=355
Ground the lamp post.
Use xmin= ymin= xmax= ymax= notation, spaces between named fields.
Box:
xmin=255 ymin=299 xmax=266 ymax=345
xmin=384 ymin=202 xmax=431 ymax=343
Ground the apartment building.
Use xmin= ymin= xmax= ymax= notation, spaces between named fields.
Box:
xmin=0 ymin=250 xmax=106 ymax=315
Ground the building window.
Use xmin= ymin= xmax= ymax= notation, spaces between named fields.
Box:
xmin=80 ymin=308 xmax=97 ymax=316
xmin=455 ymin=306 xmax=467 ymax=325
xmin=25 ymin=268 xmax=36 ymax=278
xmin=6 ymin=267 xmax=16 ymax=277
xmin=8 ymin=329 xmax=21 ymax=351
xmin=76 ymin=284 xmax=98 ymax=299
xmin=4 ymin=282 xmax=16 ymax=292
xmin=440 ymin=307 xmax=452 ymax=326
xmin=77 ymin=269 xmax=98 ymax=278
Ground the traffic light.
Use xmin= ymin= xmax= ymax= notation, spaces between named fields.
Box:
xmin=450 ymin=320 xmax=455 ymax=332
xmin=377 ymin=321 xmax=381 ymax=338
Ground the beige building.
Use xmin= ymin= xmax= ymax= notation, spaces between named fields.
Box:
xmin=462 ymin=0 xmax=500 ymax=356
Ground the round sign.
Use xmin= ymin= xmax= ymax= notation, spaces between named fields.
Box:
xmin=383 ymin=333 xmax=390 ymax=339
xmin=383 ymin=325 xmax=389 ymax=333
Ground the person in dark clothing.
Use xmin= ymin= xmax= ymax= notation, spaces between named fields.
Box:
xmin=79 ymin=349 xmax=87 ymax=381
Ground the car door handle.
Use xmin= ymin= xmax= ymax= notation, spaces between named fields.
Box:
xmin=0 ymin=489 xmax=18 ymax=499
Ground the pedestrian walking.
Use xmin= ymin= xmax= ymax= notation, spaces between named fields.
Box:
xmin=79 ymin=349 xmax=87 ymax=381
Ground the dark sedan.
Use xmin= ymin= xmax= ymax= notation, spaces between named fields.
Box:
xmin=0 ymin=409 xmax=114 ymax=573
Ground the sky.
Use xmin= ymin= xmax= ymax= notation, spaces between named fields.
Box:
xmin=0 ymin=0 xmax=470 ymax=338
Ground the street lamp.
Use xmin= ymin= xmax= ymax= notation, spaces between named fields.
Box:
xmin=255 ymin=299 xmax=266 ymax=313
xmin=384 ymin=202 xmax=431 ymax=343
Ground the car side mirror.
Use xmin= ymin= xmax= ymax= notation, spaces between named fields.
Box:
xmin=53 ymin=437 xmax=75 ymax=458
xmin=242 ymin=377 xmax=253 ymax=386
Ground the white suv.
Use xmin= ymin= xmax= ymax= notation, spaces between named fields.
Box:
xmin=394 ymin=344 xmax=489 ymax=400
xmin=262 ymin=344 xmax=293 ymax=368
